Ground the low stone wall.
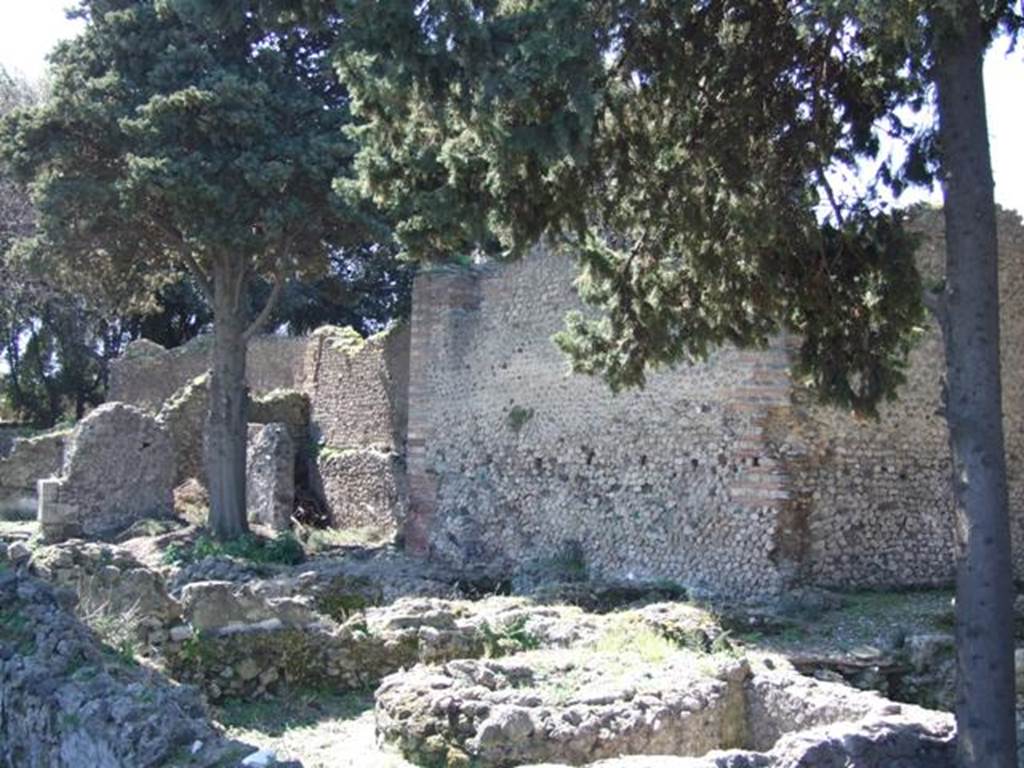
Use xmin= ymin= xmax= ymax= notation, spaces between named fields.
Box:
xmin=0 ymin=429 xmax=68 ymax=520
xmin=376 ymin=651 xmax=956 ymax=768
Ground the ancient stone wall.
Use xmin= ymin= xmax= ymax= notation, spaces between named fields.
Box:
xmin=38 ymin=403 xmax=176 ymax=542
xmin=405 ymin=208 xmax=1024 ymax=597
xmin=108 ymin=334 xmax=308 ymax=411
xmin=405 ymin=256 xmax=799 ymax=597
xmin=105 ymin=325 xmax=411 ymax=536
xmin=792 ymin=207 xmax=1024 ymax=588
xmin=305 ymin=325 xmax=410 ymax=535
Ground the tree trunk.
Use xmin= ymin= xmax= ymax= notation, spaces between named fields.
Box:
xmin=933 ymin=4 xmax=1017 ymax=766
xmin=206 ymin=262 xmax=250 ymax=540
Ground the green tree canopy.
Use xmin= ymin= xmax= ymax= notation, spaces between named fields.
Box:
xmin=327 ymin=0 xmax=1022 ymax=764
xmin=330 ymin=0 xmax=962 ymax=414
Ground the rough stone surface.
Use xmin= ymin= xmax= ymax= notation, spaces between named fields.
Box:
xmin=318 ymin=448 xmax=405 ymax=536
xmin=109 ymin=335 xmax=308 ymax=413
xmin=29 ymin=541 xmax=182 ymax=645
xmin=158 ymin=373 xmax=210 ymax=485
xmin=97 ymin=210 xmax=1024 ymax=598
xmin=798 ymin=208 xmax=1024 ymax=589
xmin=167 ymin=591 xmax=598 ymax=701
xmin=8 ymin=537 xmax=968 ymax=767
xmin=250 ymin=389 xmax=311 ymax=449
xmin=306 ymin=325 xmax=409 ymax=533
xmin=179 ymin=580 xmax=318 ymax=633
xmin=37 ymin=403 xmax=175 ymax=542
xmin=247 ymin=424 xmax=296 ymax=530
xmin=108 ymin=325 xmax=410 ymax=539
xmin=375 ymin=652 xmax=954 ymax=768
xmin=526 ymin=710 xmax=957 ymax=766
xmin=0 ymin=429 xmax=69 ymax=520
xmin=306 ymin=325 xmax=408 ymax=453
xmin=0 ymin=571 xmax=248 ymax=768
xmin=377 ymin=654 xmax=750 ymax=767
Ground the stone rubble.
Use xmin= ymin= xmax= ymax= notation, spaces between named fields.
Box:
xmin=1 ymin=535 xmax=997 ymax=768
xmin=0 ymin=428 xmax=69 ymax=520
xmin=0 ymin=570 xmax=257 ymax=768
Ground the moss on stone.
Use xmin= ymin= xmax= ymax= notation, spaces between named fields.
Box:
xmin=312 ymin=325 xmax=366 ymax=354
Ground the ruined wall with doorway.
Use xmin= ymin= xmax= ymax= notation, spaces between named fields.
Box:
xmin=105 ymin=325 xmax=411 ymax=537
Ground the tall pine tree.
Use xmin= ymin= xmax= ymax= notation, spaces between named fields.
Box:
xmin=1 ymin=0 xmax=377 ymax=538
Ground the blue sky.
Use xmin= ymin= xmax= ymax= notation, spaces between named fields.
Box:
xmin=0 ymin=0 xmax=1021 ymax=215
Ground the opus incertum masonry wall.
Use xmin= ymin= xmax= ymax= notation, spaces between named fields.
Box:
xmin=404 ymin=207 xmax=1024 ymax=597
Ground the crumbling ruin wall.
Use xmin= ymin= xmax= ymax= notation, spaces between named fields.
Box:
xmin=108 ymin=334 xmax=308 ymax=411
xmin=0 ymin=430 xmax=69 ymax=520
xmin=405 ymin=208 xmax=1024 ymax=596
xmin=38 ymin=403 xmax=176 ymax=542
xmin=305 ymin=325 xmax=410 ymax=535
xmin=105 ymin=325 xmax=411 ymax=537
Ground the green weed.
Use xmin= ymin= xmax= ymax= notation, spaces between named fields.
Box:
xmin=162 ymin=532 xmax=304 ymax=566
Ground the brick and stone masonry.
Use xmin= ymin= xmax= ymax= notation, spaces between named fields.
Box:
xmin=89 ymin=208 xmax=1024 ymax=598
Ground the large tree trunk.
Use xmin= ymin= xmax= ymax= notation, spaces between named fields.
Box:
xmin=206 ymin=262 xmax=250 ymax=540
xmin=933 ymin=4 xmax=1017 ymax=766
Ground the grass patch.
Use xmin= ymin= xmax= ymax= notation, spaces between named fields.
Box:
xmin=303 ymin=526 xmax=390 ymax=552
xmin=506 ymin=405 xmax=534 ymax=434
xmin=78 ymin=587 xmax=142 ymax=665
xmin=162 ymin=532 xmax=304 ymax=566
xmin=316 ymin=591 xmax=371 ymax=623
xmin=593 ymin=620 xmax=687 ymax=663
